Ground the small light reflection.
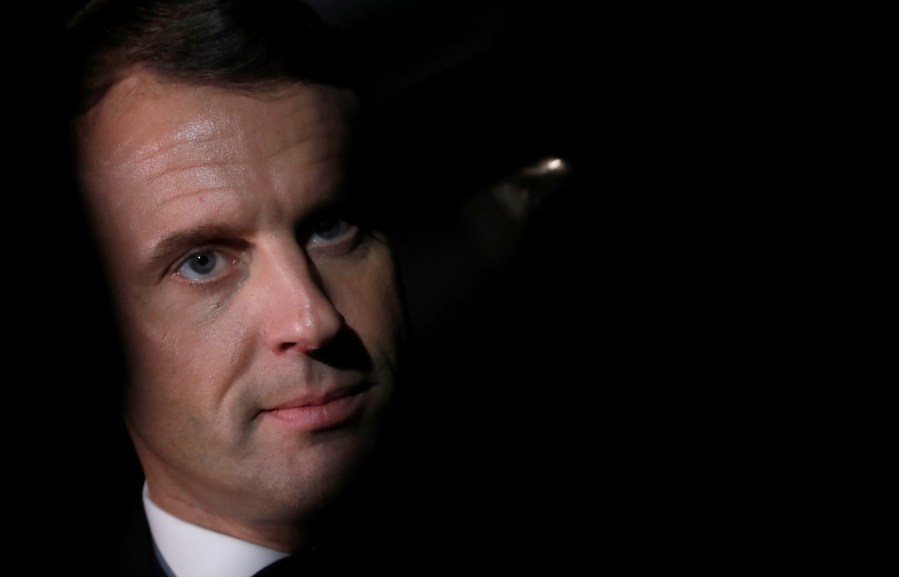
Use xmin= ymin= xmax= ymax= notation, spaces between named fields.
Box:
xmin=522 ymin=156 xmax=568 ymax=176
xmin=489 ymin=155 xmax=572 ymax=222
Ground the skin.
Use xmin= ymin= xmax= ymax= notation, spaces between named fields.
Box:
xmin=73 ymin=69 xmax=404 ymax=551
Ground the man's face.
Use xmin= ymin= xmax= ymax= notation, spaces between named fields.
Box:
xmin=74 ymin=71 xmax=404 ymax=537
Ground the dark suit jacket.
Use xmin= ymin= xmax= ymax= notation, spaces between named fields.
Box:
xmin=101 ymin=496 xmax=168 ymax=577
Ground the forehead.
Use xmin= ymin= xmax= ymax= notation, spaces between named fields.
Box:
xmin=74 ymin=70 xmax=358 ymax=184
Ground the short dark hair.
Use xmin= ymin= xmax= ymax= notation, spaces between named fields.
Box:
xmin=64 ymin=0 xmax=366 ymax=117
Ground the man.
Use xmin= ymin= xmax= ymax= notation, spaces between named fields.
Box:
xmin=63 ymin=1 xmax=406 ymax=574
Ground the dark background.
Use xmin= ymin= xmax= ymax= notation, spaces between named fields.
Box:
xmin=308 ymin=0 xmax=644 ymax=564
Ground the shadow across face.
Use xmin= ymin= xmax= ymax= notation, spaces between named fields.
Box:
xmin=307 ymin=321 xmax=375 ymax=373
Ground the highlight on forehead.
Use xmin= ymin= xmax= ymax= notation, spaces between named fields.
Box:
xmin=73 ymin=69 xmax=360 ymax=180
xmin=72 ymin=67 xmax=362 ymax=226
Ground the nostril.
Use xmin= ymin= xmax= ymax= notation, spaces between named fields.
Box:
xmin=278 ymin=341 xmax=298 ymax=353
xmin=277 ymin=339 xmax=321 ymax=354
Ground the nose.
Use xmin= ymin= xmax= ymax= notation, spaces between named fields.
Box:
xmin=258 ymin=246 xmax=344 ymax=355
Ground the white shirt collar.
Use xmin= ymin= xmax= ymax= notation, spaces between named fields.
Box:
xmin=143 ymin=482 xmax=290 ymax=577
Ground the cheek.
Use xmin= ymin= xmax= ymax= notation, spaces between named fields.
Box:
xmin=116 ymin=292 xmax=251 ymax=404
xmin=120 ymin=308 xmax=252 ymax=452
xmin=330 ymin=256 xmax=405 ymax=355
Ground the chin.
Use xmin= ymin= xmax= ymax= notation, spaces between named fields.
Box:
xmin=258 ymin=433 xmax=376 ymax=515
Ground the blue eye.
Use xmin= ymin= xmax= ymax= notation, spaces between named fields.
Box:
xmin=177 ymin=249 xmax=227 ymax=281
xmin=309 ymin=215 xmax=355 ymax=244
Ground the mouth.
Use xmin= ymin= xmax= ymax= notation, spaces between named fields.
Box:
xmin=260 ymin=383 xmax=371 ymax=431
